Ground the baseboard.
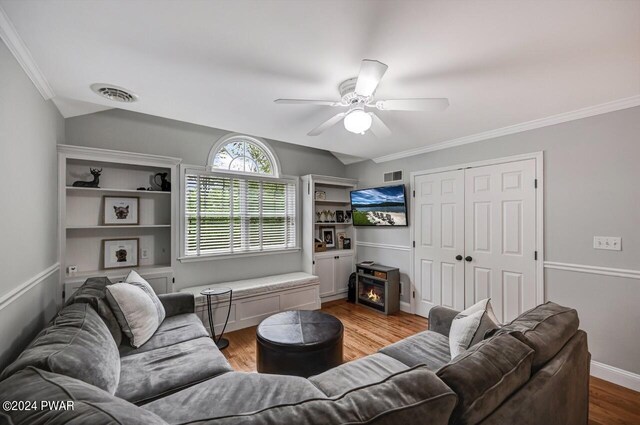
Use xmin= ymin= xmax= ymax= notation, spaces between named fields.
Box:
xmin=320 ymin=292 xmax=348 ymax=303
xmin=400 ymin=301 xmax=411 ymax=313
xmin=0 ymin=263 xmax=60 ymax=311
xmin=591 ymin=360 xmax=640 ymax=392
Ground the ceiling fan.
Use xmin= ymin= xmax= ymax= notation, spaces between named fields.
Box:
xmin=274 ymin=59 xmax=449 ymax=137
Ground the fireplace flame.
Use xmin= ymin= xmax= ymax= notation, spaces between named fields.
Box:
xmin=366 ymin=288 xmax=381 ymax=303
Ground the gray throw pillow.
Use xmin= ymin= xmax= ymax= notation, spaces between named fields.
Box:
xmin=106 ymin=273 xmax=165 ymax=348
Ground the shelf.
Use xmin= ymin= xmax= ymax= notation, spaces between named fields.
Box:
xmin=66 ymin=187 xmax=171 ymax=195
xmin=314 ymin=222 xmax=352 ymax=226
xmin=66 ymin=224 xmax=171 ymax=230
xmin=314 ymin=249 xmax=354 ymax=258
xmin=314 ymin=199 xmax=350 ymax=204
xmin=357 ymin=272 xmax=388 ymax=283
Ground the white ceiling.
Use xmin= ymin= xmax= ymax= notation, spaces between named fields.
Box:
xmin=2 ymin=0 xmax=639 ymax=163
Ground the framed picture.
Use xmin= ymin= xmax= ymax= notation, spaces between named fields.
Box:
xmin=314 ymin=190 xmax=326 ymax=200
xmin=343 ymin=238 xmax=351 ymax=250
xmin=319 ymin=226 xmax=336 ymax=248
xmin=103 ymin=238 xmax=139 ymax=269
xmin=336 ymin=210 xmax=345 ymax=223
xmin=344 ymin=210 xmax=352 ymax=223
xmin=104 ymin=196 xmax=139 ymax=225
xmin=336 ymin=231 xmax=347 ymax=249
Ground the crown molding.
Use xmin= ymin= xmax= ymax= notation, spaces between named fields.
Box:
xmin=57 ymin=144 xmax=182 ymax=166
xmin=372 ymin=95 xmax=640 ymax=164
xmin=0 ymin=6 xmax=55 ymax=100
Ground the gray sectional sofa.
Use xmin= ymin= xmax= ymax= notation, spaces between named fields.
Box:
xmin=0 ymin=277 xmax=590 ymax=425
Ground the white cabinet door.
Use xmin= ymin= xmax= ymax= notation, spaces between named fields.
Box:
xmin=334 ymin=253 xmax=354 ymax=293
xmin=314 ymin=256 xmax=335 ymax=296
xmin=464 ymin=159 xmax=537 ymax=323
xmin=414 ymin=170 xmax=466 ymax=317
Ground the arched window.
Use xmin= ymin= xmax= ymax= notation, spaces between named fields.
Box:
xmin=208 ymin=134 xmax=279 ymax=177
xmin=182 ymin=134 xmax=295 ymax=259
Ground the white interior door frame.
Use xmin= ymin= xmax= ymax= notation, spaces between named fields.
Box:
xmin=409 ymin=151 xmax=544 ymax=315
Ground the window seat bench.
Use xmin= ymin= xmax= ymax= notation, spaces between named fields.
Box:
xmin=180 ymin=272 xmax=320 ymax=335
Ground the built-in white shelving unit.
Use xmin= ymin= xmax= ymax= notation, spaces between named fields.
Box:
xmin=58 ymin=145 xmax=181 ymax=299
xmin=301 ymin=175 xmax=358 ymax=303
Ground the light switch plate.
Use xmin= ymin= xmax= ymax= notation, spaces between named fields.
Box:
xmin=593 ymin=236 xmax=621 ymax=251
xmin=141 ymin=248 xmax=149 ymax=259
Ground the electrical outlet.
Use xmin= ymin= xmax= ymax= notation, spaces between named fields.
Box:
xmin=593 ymin=236 xmax=621 ymax=251
xmin=141 ymin=248 xmax=149 ymax=259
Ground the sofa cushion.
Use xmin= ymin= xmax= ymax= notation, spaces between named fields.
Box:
xmin=116 ymin=337 xmax=232 ymax=404
xmin=0 ymin=367 xmax=167 ymax=425
xmin=486 ymin=301 xmax=579 ymax=371
xmin=0 ymin=303 xmax=121 ymax=394
xmin=309 ymin=353 xmax=409 ymax=397
xmin=65 ymin=276 xmax=122 ymax=345
xmin=379 ymin=330 xmax=451 ymax=370
xmin=119 ymin=313 xmax=209 ymax=357
xmin=437 ymin=332 xmax=534 ymax=425
xmin=148 ymin=365 xmax=457 ymax=425
xmin=479 ymin=331 xmax=590 ymax=425
xmin=142 ymin=371 xmax=325 ymax=421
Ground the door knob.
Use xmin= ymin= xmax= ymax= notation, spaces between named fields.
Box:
xmin=455 ymin=255 xmax=463 ymax=261
xmin=465 ymin=256 xmax=473 ymax=262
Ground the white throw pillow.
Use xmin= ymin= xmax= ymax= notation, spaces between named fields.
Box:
xmin=448 ymin=299 xmax=501 ymax=358
xmin=106 ymin=282 xmax=160 ymax=348
xmin=124 ymin=270 xmax=165 ymax=325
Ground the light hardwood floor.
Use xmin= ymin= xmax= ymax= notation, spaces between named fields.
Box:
xmin=222 ymin=300 xmax=640 ymax=425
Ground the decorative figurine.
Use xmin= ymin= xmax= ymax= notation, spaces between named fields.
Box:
xmin=72 ymin=168 xmax=102 ymax=188
xmin=316 ymin=211 xmax=322 ymax=222
xmin=154 ymin=172 xmax=171 ymax=192
xmin=328 ymin=211 xmax=336 ymax=222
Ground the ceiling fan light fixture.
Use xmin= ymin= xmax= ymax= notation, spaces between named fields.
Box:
xmin=343 ymin=107 xmax=372 ymax=134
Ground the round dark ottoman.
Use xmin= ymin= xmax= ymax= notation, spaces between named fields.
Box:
xmin=256 ymin=310 xmax=343 ymax=378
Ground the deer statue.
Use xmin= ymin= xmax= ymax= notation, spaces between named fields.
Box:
xmin=72 ymin=168 xmax=102 ymax=188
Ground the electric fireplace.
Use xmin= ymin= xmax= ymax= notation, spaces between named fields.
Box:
xmin=356 ymin=263 xmax=400 ymax=315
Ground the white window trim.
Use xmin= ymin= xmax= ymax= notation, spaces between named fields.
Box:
xmin=206 ymin=133 xmax=282 ymax=177
xmin=178 ymin=164 xmax=300 ymax=262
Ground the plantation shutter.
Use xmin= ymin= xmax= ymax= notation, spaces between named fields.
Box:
xmin=184 ymin=171 xmax=297 ymax=256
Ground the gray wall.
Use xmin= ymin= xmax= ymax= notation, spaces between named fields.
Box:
xmin=65 ymin=109 xmax=346 ymax=289
xmin=0 ymin=40 xmax=64 ymax=369
xmin=346 ymin=106 xmax=640 ymax=374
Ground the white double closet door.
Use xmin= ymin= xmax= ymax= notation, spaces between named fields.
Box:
xmin=414 ymin=159 xmax=538 ymax=323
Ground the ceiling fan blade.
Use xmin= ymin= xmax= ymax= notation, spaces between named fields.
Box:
xmin=369 ymin=113 xmax=391 ymax=138
xmin=274 ymin=99 xmax=341 ymax=107
xmin=354 ymin=59 xmax=388 ymax=97
xmin=308 ymin=112 xmax=347 ymax=136
xmin=375 ymin=98 xmax=449 ymax=112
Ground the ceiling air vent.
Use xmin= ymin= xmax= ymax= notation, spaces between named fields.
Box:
xmin=383 ymin=170 xmax=403 ymax=182
xmin=90 ymin=84 xmax=138 ymax=103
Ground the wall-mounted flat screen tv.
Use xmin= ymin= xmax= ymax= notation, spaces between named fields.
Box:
xmin=350 ymin=184 xmax=408 ymax=226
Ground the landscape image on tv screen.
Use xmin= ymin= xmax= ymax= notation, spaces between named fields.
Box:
xmin=350 ymin=184 xmax=408 ymax=226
